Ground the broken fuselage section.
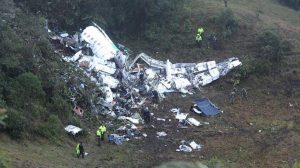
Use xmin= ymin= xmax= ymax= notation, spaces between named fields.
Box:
xmin=51 ymin=23 xmax=242 ymax=116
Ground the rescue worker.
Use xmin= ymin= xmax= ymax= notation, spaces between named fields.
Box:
xmin=76 ymin=142 xmax=84 ymax=158
xmin=229 ymin=88 xmax=237 ymax=104
xmin=195 ymin=33 xmax=202 ymax=48
xmin=139 ymin=71 xmax=145 ymax=86
xmin=96 ymin=129 xmax=102 ymax=146
xmin=99 ymin=124 xmax=107 ymax=141
xmin=142 ymin=107 xmax=151 ymax=124
xmin=197 ymin=27 xmax=204 ymax=35
xmin=241 ymin=88 xmax=248 ymax=100
xmin=152 ymin=90 xmax=159 ymax=107
xmin=196 ymin=27 xmax=204 ymax=48
xmin=224 ymin=0 xmax=228 ymax=7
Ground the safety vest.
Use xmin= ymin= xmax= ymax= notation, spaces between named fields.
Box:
xmin=99 ymin=125 xmax=106 ymax=134
xmin=97 ymin=129 xmax=102 ymax=137
xmin=198 ymin=27 xmax=204 ymax=34
xmin=76 ymin=144 xmax=80 ymax=154
xmin=196 ymin=34 xmax=202 ymax=41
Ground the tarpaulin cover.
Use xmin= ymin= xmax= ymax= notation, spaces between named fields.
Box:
xmin=194 ymin=98 xmax=220 ymax=116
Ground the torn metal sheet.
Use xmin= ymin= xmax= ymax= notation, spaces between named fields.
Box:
xmin=81 ymin=26 xmax=118 ymax=60
xmin=175 ymin=113 xmax=188 ymax=120
xmin=174 ymin=78 xmax=192 ymax=91
xmin=128 ymin=53 xmax=166 ymax=70
xmin=217 ymin=57 xmax=242 ymax=76
xmin=189 ymin=141 xmax=202 ymax=150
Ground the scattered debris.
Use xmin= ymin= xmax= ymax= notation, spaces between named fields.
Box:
xmin=108 ymin=134 xmax=129 ymax=145
xmin=176 ymin=145 xmax=192 ymax=152
xmin=176 ymin=140 xmax=202 ymax=152
xmin=50 ymin=23 xmax=241 ymax=120
xmin=156 ymin=131 xmax=168 ymax=137
xmin=64 ymin=125 xmax=82 ymax=136
xmin=187 ymin=118 xmax=202 ymax=127
xmin=49 ymin=23 xmax=242 ymax=147
xmin=189 ymin=141 xmax=202 ymax=150
xmin=157 ymin=118 xmax=166 ymax=122
xmin=73 ymin=106 xmax=84 ymax=117
xmin=175 ymin=113 xmax=189 ymax=120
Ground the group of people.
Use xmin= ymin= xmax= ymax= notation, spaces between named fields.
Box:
xmin=195 ymin=27 xmax=204 ymax=48
xmin=229 ymin=87 xmax=248 ymax=104
xmin=195 ymin=26 xmax=220 ymax=50
xmin=75 ymin=124 xmax=107 ymax=159
xmin=96 ymin=124 xmax=107 ymax=146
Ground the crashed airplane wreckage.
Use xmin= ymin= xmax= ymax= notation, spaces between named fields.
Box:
xmin=50 ymin=23 xmax=242 ymax=116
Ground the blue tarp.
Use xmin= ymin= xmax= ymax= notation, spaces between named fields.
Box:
xmin=194 ymin=98 xmax=220 ymax=117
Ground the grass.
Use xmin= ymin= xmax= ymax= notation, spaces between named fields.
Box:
xmin=1 ymin=0 xmax=300 ymax=167
xmin=0 ymin=134 xmax=141 ymax=168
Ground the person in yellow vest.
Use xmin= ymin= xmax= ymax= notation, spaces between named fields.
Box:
xmin=195 ymin=33 xmax=202 ymax=48
xmin=198 ymin=27 xmax=204 ymax=35
xmin=99 ymin=124 xmax=107 ymax=141
xmin=96 ymin=129 xmax=102 ymax=146
xmin=76 ymin=142 xmax=84 ymax=158
xmin=196 ymin=27 xmax=204 ymax=48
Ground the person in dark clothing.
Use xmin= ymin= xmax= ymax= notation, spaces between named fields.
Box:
xmin=139 ymin=71 xmax=145 ymax=86
xmin=76 ymin=142 xmax=84 ymax=158
xmin=152 ymin=90 xmax=159 ymax=107
xmin=142 ymin=107 xmax=151 ymax=123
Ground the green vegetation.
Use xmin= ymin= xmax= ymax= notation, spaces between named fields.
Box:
xmin=278 ymin=0 xmax=300 ymax=10
xmin=18 ymin=0 xmax=185 ymax=34
xmin=0 ymin=0 xmax=299 ymax=167
xmin=0 ymin=0 xmax=93 ymax=140
xmin=213 ymin=9 xmax=239 ymax=39
xmin=254 ymin=30 xmax=291 ymax=75
xmin=0 ymin=158 xmax=8 ymax=168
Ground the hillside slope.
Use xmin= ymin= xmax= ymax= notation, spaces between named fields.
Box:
xmin=0 ymin=0 xmax=299 ymax=168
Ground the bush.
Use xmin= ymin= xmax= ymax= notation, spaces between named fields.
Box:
xmin=278 ymin=0 xmax=300 ymax=10
xmin=253 ymin=62 xmax=271 ymax=75
xmin=257 ymin=30 xmax=284 ymax=64
xmin=67 ymin=116 xmax=82 ymax=128
xmin=5 ymin=108 xmax=28 ymax=139
xmin=0 ymin=158 xmax=7 ymax=168
xmin=214 ymin=9 xmax=239 ymax=39
xmin=6 ymin=72 xmax=45 ymax=110
xmin=35 ymin=115 xmax=63 ymax=141
xmin=47 ymin=95 xmax=72 ymax=122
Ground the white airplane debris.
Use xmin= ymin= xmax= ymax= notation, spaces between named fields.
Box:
xmin=64 ymin=125 xmax=82 ymax=136
xmin=50 ymin=23 xmax=242 ymax=118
